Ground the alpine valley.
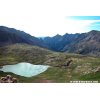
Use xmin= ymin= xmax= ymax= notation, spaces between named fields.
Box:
xmin=0 ymin=26 xmax=100 ymax=83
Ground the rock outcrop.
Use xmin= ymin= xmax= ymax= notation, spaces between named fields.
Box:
xmin=0 ymin=75 xmax=18 ymax=83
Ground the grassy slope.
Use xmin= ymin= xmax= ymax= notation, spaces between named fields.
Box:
xmin=0 ymin=44 xmax=100 ymax=83
xmin=0 ymin=43 xmax=52 ymax=66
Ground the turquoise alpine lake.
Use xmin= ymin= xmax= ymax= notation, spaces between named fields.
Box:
xmin=0 ymin=62 xmax=50 ymax=77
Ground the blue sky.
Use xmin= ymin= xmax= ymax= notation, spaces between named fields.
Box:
xmin=66 ymin=16 xmax=100 ymax=33
xmin=68 ymin=16 xmax=100 ymax=20
xmin=0 ymin=0 xmax=100 ymax=37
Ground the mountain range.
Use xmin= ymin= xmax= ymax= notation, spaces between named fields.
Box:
xmin=0 ymin=26 xmax=100 ymax=57
xmin=0 ymin=26 xmax=45 ymax=47
xmin=0 ymin=26 xmax=100 ymax=83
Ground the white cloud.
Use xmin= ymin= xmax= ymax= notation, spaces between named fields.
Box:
xmin=63 ymin=19 xmax=100 ymax=33
xmin=0 ymin=0 xmax=100 ymax=36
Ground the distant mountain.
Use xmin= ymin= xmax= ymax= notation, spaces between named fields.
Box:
xmin=43 ymin=33 xmax=80 ymax=51
xmin=0 ymin=26 xmax=100 ymax=57
xmin=0 ymin=26 xmax=45 ymax=47
xmin=42 ymin=30 xmax=100 ymax=57
xmin=63 ymin=30 xmax=100 ymax=56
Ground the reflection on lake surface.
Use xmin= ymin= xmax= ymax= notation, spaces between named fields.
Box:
xmin=0 ymin=62 xmax=49 ymax=77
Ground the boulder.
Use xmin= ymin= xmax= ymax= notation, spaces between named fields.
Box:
xmin=0 ymin=75 xmax=18 ymax=83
